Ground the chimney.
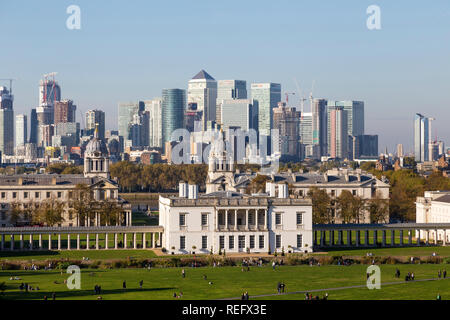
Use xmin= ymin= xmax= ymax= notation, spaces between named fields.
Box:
xmin=267 ymin=182 xmax=276 ymax=197
xmin=188 ymin=184 xmax=198 ymax=199
xmin=52 ymin=177 xmax=57 ymax=185
xmin=179 ymin=181 xmax=188 ymax=198
xmin=278 ymin=183 xmax=288 ymax=199
xmin=18 ymin=177 xmax=23 ymax=185
xmin=323 ymin=172 xmax=328 ymax=182
xmin=357 ymin=173 xmax=361 ymax=182
xmin=344 ymin=173 xmax=349 ymax=182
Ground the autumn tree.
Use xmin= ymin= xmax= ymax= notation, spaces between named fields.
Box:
xmin=308 ymin=187 xmax=332 ymax=224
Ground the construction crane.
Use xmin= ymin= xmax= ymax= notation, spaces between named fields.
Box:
xmin=309 ymin=80 xmax=316 ymax=112
xmin=293 ymin=78 xmax=307 ymax=119
xmin=285 ymin=92 xmax=295 ymax=104
xmin=0 ymin=79 xmax=15 ymax=93
xmin=42 ymin=72 xmax=58 ymax=103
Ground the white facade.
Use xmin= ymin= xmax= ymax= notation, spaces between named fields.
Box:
xmin=416 ymin=191 xmax=450 ymax=242
xmin=159 ymin=186 xmax=313 ymax=255
xmin=144 ymin=98 xmax=163 ymax=148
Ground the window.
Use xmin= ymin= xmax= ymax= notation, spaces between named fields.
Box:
xmin=275 ymin=213 xmax=282 ymax=225
xmin=219 ymin=236 xmax=225 ymax=249
xmin=229 ymin=236 xmax=234 ymax=249
xmin=179 ymin=214 xmax=186 ymax=226
xmin=68 ymin=191 xmax=73 ymax=199
xmin=250 ymin=235 xmax=255 ymax=249
xmin=259 ymin=235 xmax=265 ymax=249
xmin=24 ymin=192 xmax=28 ymax=199
xmin=201 ymin=214 xmax=208 ymax=226
xmin=12 ymin=192 xmax=17 ymax=199
xmin=331 ymin=190 xmax=336 ymax=197
xmin=238 ymin=236 xmax=245 ymax=249
xmin=248 ymin=212 xmax=254 ymax=225
xmin=299 ymin=190 xmax=304 ymax=196
xmin=297 ymin=234 xmax=303 ymax=248
xmin=276 ymin=235 xmax=282 ymax=249
xmin=352 ymin=190 xmax=357 ymax=196
xmin=180 ymin=236 xmax=186 ymax=250
xmin=46 ymin=192 xmax=51 ymax=198
xmin=296 ymin=212 xmax=304 ymax=225
xmin=35 ymin=192 xmax=40 ymax=198
xmin=57 ymin=192 xmax=62 ymax=198
xmin=1 ymin=192 xmax=5 ymax=199
xmin=202 ymin=236 xmax=208 ymax=249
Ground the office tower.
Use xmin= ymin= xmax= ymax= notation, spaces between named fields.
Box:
xmin=54 ymin=100 xmax=76 ymax=125
xmin=351 ymin=134 xmax=378 ymax=159
xmin=273 ymin=102 xmax=300 ymax=160
xmin=118 ymin=101 xmax=145 ymax=148
xmin=220 ymin=99 xmax=258 ymax=131
xmin=251 ymin=83 xmax=281 ymax=137
xmin=29 ymin=108 xmax=38 ymax=144
xmin=39 ymin=76 xmax=61 ymax=107
xmin=85 ymin=109 xmax=105 ymax=140
xmin=140 ymin=111 xmax=150 ymax=147
xmin=414 ymin=113 xmax=432 ymax=163
xmin=312 ymin=98 xmax=328 ymax=157
xmin=0 ymin=86 xmax=14 ymax=155
xmin=184 ymin=102 xmax=203 ymax=133
xmin=36 ymin=106 xmax=53 ymax=147
xmin=15 ymin=114 xmax=27 ymax=147
xmin=144 ymin=98 xmax=163 ymax=148
xmin=438 ymin=141 xmax=445 ymax=156
xmin=161 ymin=89 xmax=186 ymax=149
xmin=39 ymin=124 xmax=54 ymax=148
xmin=188 ymin=70 xmax=217 ymax=131
xmin=328 ymin=107 xmax=348 ymax=159
xmin=300 ymin=112 xmax=319 ymax=159
xmin=397 ymin=144 xmax=404 ymax=158
xmin=327 ymin=100 xmax=364 ymax=137
xmin=216 ymin=80 xmax=247 ymax=124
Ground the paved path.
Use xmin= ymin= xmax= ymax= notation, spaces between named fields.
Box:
xmin=220 ymin=277 xmax=450 ymax=300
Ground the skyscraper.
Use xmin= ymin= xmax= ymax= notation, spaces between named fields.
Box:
xmin=85 ymin=110 xmax=105 ymax=140
xmin=161 ymin=89 xmax=186 ymax=149
xmin=312 ymin=98 xmax=328 ymax=157
xmin=327 ymin=100 xmax=364 ymax=137
xmin=328 ymin=106 xmax=348 ymax=159
xmin=188 ymin=70 xmax=217 ymax=131
xmin=15 ymin=114 xmax=27 ymax=147
xmin=251 ymin=83 xmax=281 ymax=137
xmin=144 ymin=99 xmax=163 ymax=148
xmin=273 ymin=102 xmax=300 ymax=160
xmin=54 ymin=100 xmax=76 ymax=125
xmin=118 ymin=101 xmax=145 ymax=149
xmin=29 ymin=108 xmax=38 ymax=144
xmin=39 ymin=77 xmax=61 ymax=107
xmin=0 ymin=86 xmax=14 ymax=155
xmin=220 ymin=99 xmax=258 ymax=131
xmin=414 ymin=113 xmax=432 ymax=163
xmin=397 ymin=144 xmax=404 ymax=158
xmin=216 ymin=80 xmax=247 ymax=124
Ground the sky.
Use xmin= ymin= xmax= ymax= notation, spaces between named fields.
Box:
xmin=1 ymin=0 xmax=449 ymax=153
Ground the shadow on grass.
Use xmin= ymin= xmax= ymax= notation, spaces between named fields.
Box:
xmin=0 ymin=287 xmax=177 ymax=300
xmin=0 ymin=251 xmax=60 ymax=258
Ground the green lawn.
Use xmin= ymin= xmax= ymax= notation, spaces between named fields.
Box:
xmin=0 ymin=250 xmax=157 ymax=261
xmin=0 ymin=264 xmax=449 ymax=300
xmin=319 ymin=246 xmax=450 ymax=257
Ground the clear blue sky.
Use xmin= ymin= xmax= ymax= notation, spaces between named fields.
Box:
xmin=1 ymin=0 xmax=449 ymax=153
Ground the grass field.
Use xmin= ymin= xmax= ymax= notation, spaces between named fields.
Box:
xmin=0 ymin=264 xmax=449 ymax=300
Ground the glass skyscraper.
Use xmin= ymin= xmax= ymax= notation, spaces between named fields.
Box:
xmin=118 ymin=101 xmax=144 ymax=148
xmin=162 ymin=89 xmax=186 ymax=149
xmin=250 ymin=83 xmax=281 ymax=137
xmin=414 ymin=113 xmax=431 ymax=163
xmin=216 ymin=80 xmax=247 ymax=124
xmin=0 ymin=86 xmax=14 ymax=155
xmin=15 ymin=114 xmax=27 ymax=147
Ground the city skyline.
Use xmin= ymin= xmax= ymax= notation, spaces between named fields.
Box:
xmin=1 ymin=0 xmax=449 ymax=152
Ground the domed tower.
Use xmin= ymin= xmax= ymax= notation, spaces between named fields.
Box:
xmin=84 ymin=124 xmax=110 ymax=179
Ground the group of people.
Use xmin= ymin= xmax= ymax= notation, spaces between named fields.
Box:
xmin=240 ymin=292 xmax=250 ymax=300
xmin=173 ymin=291 xmax=183 ymax=298
xmin=19 ymin=282 xmax=39 ymax=292
xmin=94 ymin=284 xmax=102 ymax=294
xmin=438 ymin=270 xmax=447 ymax=279
xmin=305 ymin=292 xmax=328 ymax=300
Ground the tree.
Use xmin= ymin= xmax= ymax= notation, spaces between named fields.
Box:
xmin=246 ymin=175 xmax=270 ymax=194
xmin=69 ymin=184 xmax=97 ymax=226
xmin=9 ymin=202 xmax=23 ymax=226
xmin=99 ymin=199 xmax=122 ymax=226
xmin=367 ymin=192 xmax=389 ymax=223
xmin=35 ymin=199 xmax=65 ymax=226
xmin=308 ymin=187 xmax=332 ymax=224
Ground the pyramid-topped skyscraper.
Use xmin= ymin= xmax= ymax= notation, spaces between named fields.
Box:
xmin=188 ymin=70 xmax=217 ymax=131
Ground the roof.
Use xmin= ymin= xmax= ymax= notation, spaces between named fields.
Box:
xmin=271 ymin=172 xmax=377 ymax=186
xmin=0 ymin=174 xmax=117 ymax=187
xmin=434 ymin=194 xmax=450 ymax=204
xmin=192 ymin=70 xmax=215 ymax=80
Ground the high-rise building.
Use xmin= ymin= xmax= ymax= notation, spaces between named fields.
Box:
xmin=54 ymin=100 xmax=76 ymax=125
xmin=0 ymin=86 xmax=14 ymax=155
xmin=220 ymin=99 xmax=258 ymax=132
xmin=15 ymin=114 xmax=27 ymax=148
xmin=144 ymin=99 xmax=163 ymax=148
xmin=216 ymin=80 xmax=247 ymax=124
xmin=188 ymin=70 xmax=217 ymax=131
xmin=351 ymin=134 xmax=378 ymax=159
xmin=162 ymin=89 xmax=186 ymax=150
xmin=312 ymin=98 xmax=328 ymax=157
xmin=118 ymin=101 xmax=145 ymax=148
xmin=397 ymin=144 xmax=404 ymax=158
xmin=29 ymin=108 xmax=38 ymax=144
xmin=328 ymin=106 xmax=348 ymax=159
xmin=184 ymin=102 xmax=203 ymax=133
xmin=414 ymin=113 xmax=432 ymax=163
xmin=85 ymin=109 xmax=105 ymax=140
xmin=39 ymin=77 xmax=61 ymax=107
xmin=251 ymin=83 xmax=281 ymax=137
xmin=327 ymin=100 xmax=364 ymax=137
xmin=273 ymin=102 xmax=300 ymax=160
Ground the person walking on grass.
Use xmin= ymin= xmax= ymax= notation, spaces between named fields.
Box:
xmin=139 ymin=280 xmax=143 ymax=289
xmin=123 ymin=281 xmax=126 ymax=289
xmin=182 ymin=269 xmax=186 ymax=278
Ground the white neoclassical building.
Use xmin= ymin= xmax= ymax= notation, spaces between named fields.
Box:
xmin=159 ymin=181 xmax=313 ymax=255
xmin=0 ymin=128 xmax=132 ymax=227
xmin=416 ymin=191 xmax=450 ymax=242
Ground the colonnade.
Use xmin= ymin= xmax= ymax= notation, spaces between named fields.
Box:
xmin=216 ymin=209 xmax=268 ymax=231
